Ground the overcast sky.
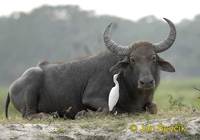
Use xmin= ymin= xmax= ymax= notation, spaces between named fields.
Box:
xmin=0 ymin=0 xmax=200 ymax=23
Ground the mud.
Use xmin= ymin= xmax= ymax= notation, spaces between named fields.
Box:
xmin=0 ymin=116 xmax=200 ymax=140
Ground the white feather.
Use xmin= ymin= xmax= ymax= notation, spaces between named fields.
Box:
xmin=108 ymin=73 xmax=120 ymax=111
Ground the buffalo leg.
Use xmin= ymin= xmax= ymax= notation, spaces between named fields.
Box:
xmin=9 ymin=67 xmax=44 ymax=118
xmin=23 ymin=83 xmax=42 ymax=117
xmin=25 ymin=112 xmax=50 ymax=120
xmin=82 ymin=73 xmax=114 ymax=113
xmin=82 ymin=87 xmax=110 ymax=113
xmin=82 ymin=97 xmax=109 ymax=113
xmin=145 ymin=102 xmax=157 ymax=114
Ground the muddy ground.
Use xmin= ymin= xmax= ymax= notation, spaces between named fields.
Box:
xmin=0 ymin=114 xmax=200 ymax=140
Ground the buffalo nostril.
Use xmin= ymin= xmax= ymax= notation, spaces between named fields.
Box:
xmin=138 ymin=79 xmax=155 ymax=89
xmin=150 ymin=80 xmax=154 ymax=84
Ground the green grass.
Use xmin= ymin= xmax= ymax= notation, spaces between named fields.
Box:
xmin=155 ymin=79 xmax=200 ymax=110
xmin=0 ymin=79 xmax=200 ymax=122
xmin=0 ymin=88 xmax=20 ymax=119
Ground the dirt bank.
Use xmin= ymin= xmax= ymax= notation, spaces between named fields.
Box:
xmin=0 ymin=116 xmax=200 ymax=140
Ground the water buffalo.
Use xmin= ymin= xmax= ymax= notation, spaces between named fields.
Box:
xmin=5 ymin=18 xmax=176 ymax=119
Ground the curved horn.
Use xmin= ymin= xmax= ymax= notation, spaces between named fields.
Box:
xmin=103 ymin=23 xmax=130 ymax=55
xmin=154 ymin=18 xmax=176 ymax=53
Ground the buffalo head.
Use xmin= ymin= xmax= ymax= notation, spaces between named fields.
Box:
xmin=104 ymin=18 xmax=176 ymax=90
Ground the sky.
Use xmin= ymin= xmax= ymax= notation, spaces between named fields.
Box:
xmin=0 ymin=0 xmax=200 ymax=23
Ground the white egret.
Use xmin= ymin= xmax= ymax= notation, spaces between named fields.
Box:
xmin=108 ymin=73 xmax=120 ymax=112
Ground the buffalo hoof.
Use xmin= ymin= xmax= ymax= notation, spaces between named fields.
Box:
xmin=97 ymin=107 xmax=109 ymax=114
xmin=75 ymin=110 xmax=87 ymax=119
xmin=112 ymin=111 xmax=118 ymax=116
xmin=25 ymin=113 xmax=51 ymax=120
xmin=145 ymin=103 xmax=157 ymax=114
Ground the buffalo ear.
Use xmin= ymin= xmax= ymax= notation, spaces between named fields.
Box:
xmin=158 ymin=56 xmax=175 ymax=72
xmin=109 ymin=57 xmax=129 ymax=74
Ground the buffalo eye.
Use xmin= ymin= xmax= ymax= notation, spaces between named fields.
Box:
xmin=130 ymin=58 xmax=135 ymax=64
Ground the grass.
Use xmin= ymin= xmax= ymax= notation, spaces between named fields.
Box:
xmin=0 ymin=79 xmax=200 ymax=125
xmin=155 ymin=79 xmax=200 ymax=110
xmin=0 ymin=88 xmax=20 ymax=119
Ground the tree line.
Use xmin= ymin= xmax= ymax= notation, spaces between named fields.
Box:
xmin=0 ymin=5 xmax=199 ymax=85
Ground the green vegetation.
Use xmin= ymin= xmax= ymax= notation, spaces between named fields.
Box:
xmin=155 ymin=79 xmax=200 ymax=110
xmin=0 ymin=88 xmax=20 ymax=119
xmin=0 ymin=79 xmax=199 ymax=124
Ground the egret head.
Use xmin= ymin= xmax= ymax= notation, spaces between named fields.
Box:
xmin=104 ymin=18 xmax=176 ymax=90
xmin=113 ymin=73 xmax=119 ymax=80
